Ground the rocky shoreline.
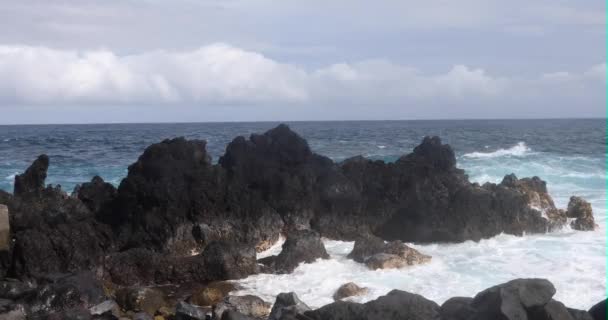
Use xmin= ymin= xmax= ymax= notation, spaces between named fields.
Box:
xmin=0 ymin=124 xmax=603 ymax=319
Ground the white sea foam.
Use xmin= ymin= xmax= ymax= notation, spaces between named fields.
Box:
xmin=463 ymin=142 xmax=531 ymax=159
xmin=236 ymin=219 xmax=605 ymax=310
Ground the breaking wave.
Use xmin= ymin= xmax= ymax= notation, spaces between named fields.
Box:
xmin=463 ymin=142 xmax=531 ymax=159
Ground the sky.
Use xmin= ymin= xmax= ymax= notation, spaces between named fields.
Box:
xmin=0 ymin=0 xmax=605 ymax=124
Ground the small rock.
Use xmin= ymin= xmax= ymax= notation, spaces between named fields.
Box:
xmin=333 ymin=283 xmax=368 ymax=301
xmin=89 ymin=300 xmax=120 ymax=317
xmin=271 ymin=230 xmax=329 ymax=274
xmin=175 ymin=301 xmax=207 ymax=320
xmin=133 ymin=312 xmax=154 ymax=320
xmin=348 ymin=235 xmax=431 ymax=270
xmin=213 ymin=295 xmax=271 ymax=320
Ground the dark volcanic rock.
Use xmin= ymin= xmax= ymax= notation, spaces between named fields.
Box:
xmin=14 ymin=155 xmax=48 ymax=196
xmin=213 ymin=295 xmax=271 ymax=320
xmin=588 ymin=299 xmax=606 ymax=320
xmin=440 ymin=297 xmax=475 ymax=320
xmin=73 ymin=176 xmax=117 ymax=222
xmin=348 ymin=234 xmax=431 ymax=270
xmin=306 ymin=290 xmax=440 ymax=320
xmin=333 ymin=282 xmax=368 ymax=301
xmin=268 ymin=292 xmax=311 ymax=320
xmin=567 ymin=196 xmax=596 ymax=231
xmin=221 ymin=310 xmax=255 ymax=320
xmin=175 ymin=301 xmax=207 ymax=320
xmin=469 ymin=278 xmax=556 ymax=320
xmin=266 ymin=230 xmax=329 ymax=274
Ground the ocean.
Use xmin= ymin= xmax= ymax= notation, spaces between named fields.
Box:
xmin=0 ymin=119 xmax=605 ymax=309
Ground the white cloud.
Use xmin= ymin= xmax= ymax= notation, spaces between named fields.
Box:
xmin=0 ymin=44 xmax=604 ymax=108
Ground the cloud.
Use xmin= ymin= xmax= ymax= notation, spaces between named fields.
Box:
xmin=0 ymin=44 xmax=604 ymax=111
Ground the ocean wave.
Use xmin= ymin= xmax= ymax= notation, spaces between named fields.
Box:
xmin=463 ymin=142 xmax=531 ymax=159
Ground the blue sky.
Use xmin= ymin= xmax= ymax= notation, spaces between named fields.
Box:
xmin=0 ymin=0 xmax=605 ymax=124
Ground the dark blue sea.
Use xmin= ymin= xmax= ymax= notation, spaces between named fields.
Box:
xmin=0 ymin=119 xmax=605 ymax=308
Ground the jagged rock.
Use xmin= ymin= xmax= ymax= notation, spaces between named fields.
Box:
xmin=268 ymin=292 xmax=311 ymax=320
xmin=73 ymin=176 xmax=117 ymax=221
xmin=348 ymin=235 xmax=430 ymax=270
xmin=0 ymin=204 xmax=9 ymax=251
xmin=304 ymin=301 xmax=365 ymax=320
xmin=213 ymin=295 xmax=271 ymax=320
xmin=333 ymin=283 xmax=368 ymax=301
xmin=25 ymin=272 xmax=107 ymax=316
xmin=588 ymin=299 xmax=606 ymax=320
xmin=105 ymin=242 xmax=256 ymax=286
xmin=265 ymin=230 xmax=329 ymax=274
xmin=115 ymin=287 xmax=166 ymax=316
xmin=440 ymin=297 xmax=475 ymax=320
xmin=567 ymin=196 xmax=596 ymax=231
xmin=13 ymin=155 xmax=48 ymax=196
xmin=175 ymin=301 xmax=207 ymax=320
xmin=190 ymin=282 xmax=238 ymax=307
xmin=0 ymin=279 xmax=36 ymax=300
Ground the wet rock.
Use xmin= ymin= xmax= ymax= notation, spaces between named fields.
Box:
xmin=213 ymin=295 xmax=271 ymax=320
xmin=44 ymin=307 xmax=93 ymax=320
xmin=348 ymin=235 xmax=430 ymax=270
xmin=190 ymin=282 xmax=237 ymax=307
xmin=333 ymin=283 xmax=368 ymax=301
xmin=268 ymin=230 xmax=329 ymax=274
xmin=175 ymin=301 xmax=207 ymax=320
xmin=567 ymin=196 xmax=596 ymax=231
xmin=440 ymin=297 xmax=474 ymax=320
xmin=304 ymin=301 xmax=365 ymax=320
xmin=0 ymin=279 xmax=35 ymax=300
xmin=0 ymin=303 xmax=27 ymax=320
xmin=588 ymin=299 xmax=606 ymax=320
xmin=202 ymin=241 xmax=258 ymax=280
xmin=115 ymin=287 xmax=166 ymax=316
xmin=268 ymin=292 xmax=311 ymax=320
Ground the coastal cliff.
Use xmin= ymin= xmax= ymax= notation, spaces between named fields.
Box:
xmin=0 ymin=124 xmax=601 ymax=320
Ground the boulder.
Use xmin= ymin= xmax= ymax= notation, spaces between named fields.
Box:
xmin=175 ymin=301 xmax=207 ymax=320
xmin=348 ymin=235 xmax=430 ymax=270
xmin=567 ymin=197 xmax=596 ymax=231
xmin=268 ymin=292 xmax=311 ymax=320
xmin=213 ymin=295 xmax=271 ymax=320
xmin=267 ymin=230 xmax=329 ymax=274
xmin=306 ymin=290 xmax=440 ymax=320
xmin=333 ymin=283 xmax=368 ymax=301
xmin=202 ymin=241 xmax=258 ymax=280
xmin=470 ymin=278 xmax=556 ymax=319
xmin=568 ymin=308 xmax=594 ymax=320
xmin=89 ymin=300 xmax=120 ymax=318
xmin=588 ymin=299 xmax=606 ymax=320
xmin=440 ymin=297 xmax=475 ymax=320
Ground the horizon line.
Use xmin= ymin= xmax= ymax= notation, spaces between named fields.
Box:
xmin=0 ymin=116 xmax=605 ymax=126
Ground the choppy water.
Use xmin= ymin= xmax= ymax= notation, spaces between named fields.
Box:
xmin=0 ymin=119 xmax=605 ymax=309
